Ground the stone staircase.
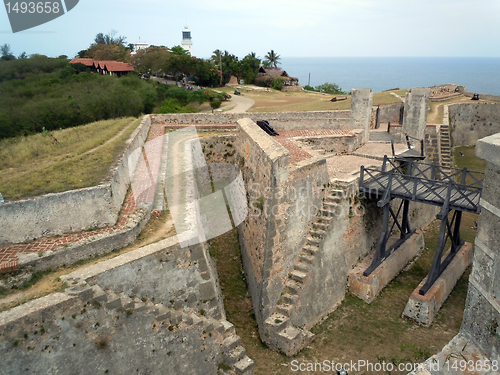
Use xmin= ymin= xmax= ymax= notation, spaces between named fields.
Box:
xmin=66 ymin=284 xmax=254 ymax=375
xmin=261 ymin=188 xmax=345 ymax=356
xmin=440 ymin=124 xmax=453 ymax=174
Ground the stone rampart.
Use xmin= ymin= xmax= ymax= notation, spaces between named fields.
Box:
xmin=460 ymin=133 xmax=500 ymax=361
xmin=151 ymin=111 xmax=353 ymax=131
xmin=0 ymin=237 xmax=254 ymax=374
xmin=0 ymin=116 xmax=151 ymax=244
xmin=449 ymin=103 xmax=500 ymax=146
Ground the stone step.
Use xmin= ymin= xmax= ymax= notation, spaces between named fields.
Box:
xmin=294 ymin=261 xmax=310 ymax=273
xmin=282 ymin=294 xmax=298 ymax=305
xmin=118 ymin=293 xmax=135 ymax=309
xmin=91 ymin=285 xmax=107 ymax=304
xmin=233 ymin=356 xmax=255 ymax=375
xmin=312 ymin=222 xmax=329 ymax=231
xmin=290 ymin=270 xmax=307 ymax=283
xmin=156 ymin=305 xmax=171 ymax=321
xmin=133 ymin=300 xmax=148 ymax=313
xmin=265 ymin=313 xmax=289 ymax=330
xmin=285 ymin=280 xmax=302 ymax=294
xmin=221 ymin=320 xmax=236 ymax=337
xmin=309 ymin=229 xmax=326 ymax=239
xmin=222 ymin=335 xmax=241 ymax=351
xmin=306 ymin=236 xmax=320 ymax=246
xmin=303 ymin=245 xmax=318 ymax=256
xmin=329 ymin=189 xmax=345 ymax=196
xmin=222 ymin=345 xmax=247 ymax=366
xmin=277 ymin=303 xmax=294 ymax=317
xmin=325 ymin=195 xmax=341 ymax=204
xmin=104 ymin=292 xmax=122 ymax=310
xmin=317 ymin=215 xmax=333 ymax=223
xmin=299 ymin=253 xmax=314 ymax=264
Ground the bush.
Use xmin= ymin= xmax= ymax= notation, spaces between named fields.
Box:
xmin=315 ymin=82 xmax=347 ymax=95
xmin=271 ymin=77 xmax=284 ymax=91
xmin=303 ymin=85 xmax=316 ymax=92
xmin=210 ymin=100 xmax=222 ymax=109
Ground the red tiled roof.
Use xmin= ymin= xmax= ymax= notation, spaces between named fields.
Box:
xmin=103 ymin=61 xmax=134 ymax=72
xmin=69 ymin=58 xmax=94 ymax=67
xmin=92 ymin=60 xmax=134 ymax=72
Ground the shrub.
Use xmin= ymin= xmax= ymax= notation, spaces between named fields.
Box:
xmin=271 ymin=77 xmax=284 ymax=91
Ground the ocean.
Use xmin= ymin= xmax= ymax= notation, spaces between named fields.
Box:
xmin=280 ymin=57 xmax=500 ymax=95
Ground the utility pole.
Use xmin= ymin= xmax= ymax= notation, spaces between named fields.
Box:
xmin=308 ymin=73 xmax=311 ymax=87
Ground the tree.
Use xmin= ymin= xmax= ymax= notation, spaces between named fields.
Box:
xmin=0 ymin=44 xmax=15 ymax=61
xmin=86 ymin=44 xmax=131 ymax=62
xmin=131 ymin=46 xmax=170 ymax=75
xmin=93 ymin=30 xmax=126 ymax=46
xmin=315 ymin=82 xmax=347 ymax=95
xmin=241 ymin=52 xmax=261 ymax=83
xmin=264 ymin=50 xmax=281 ymax=69
xmin=170 ymin=45 xmax=189 ymax=56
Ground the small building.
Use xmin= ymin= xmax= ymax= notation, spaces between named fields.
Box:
xmin=131 ymin=41 xmax=149 ymax=55
xmin=257 ymin=67 xmax=299 ymax=86
xmin=93 ymin=61 xmax=135 ymax=77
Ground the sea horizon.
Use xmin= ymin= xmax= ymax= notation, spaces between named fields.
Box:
xmin=279 ymin=56 xmax=500 ymax=95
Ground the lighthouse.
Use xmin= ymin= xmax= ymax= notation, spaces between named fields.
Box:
xmin=181 ymin=26 xmax=193 ymax=56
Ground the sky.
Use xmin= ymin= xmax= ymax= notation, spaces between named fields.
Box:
xmin=1 ymin=0 xmax=500 ymax=59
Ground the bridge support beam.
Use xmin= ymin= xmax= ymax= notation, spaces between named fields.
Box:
xmin=364 ymin=199 xmax=414 ymax=277
xmin=419 ymin=210 xmax=465 ymax=295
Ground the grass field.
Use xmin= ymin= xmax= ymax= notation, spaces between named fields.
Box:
xmin=0 ymin=117 xmax=140 ymax=200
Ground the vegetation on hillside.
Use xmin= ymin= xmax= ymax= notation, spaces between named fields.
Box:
xmin=0 ymin=57 xmax=156 ymax=139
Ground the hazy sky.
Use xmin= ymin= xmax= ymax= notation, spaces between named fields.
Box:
xmin=1 ymin=0 xmax=499 ymax=59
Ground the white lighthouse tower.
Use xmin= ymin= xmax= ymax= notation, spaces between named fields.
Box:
xmin=181 ymin=26 xmax=193 ymax=56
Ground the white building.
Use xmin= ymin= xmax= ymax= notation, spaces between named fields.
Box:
xmin=181 ymin=27 xmax=193 ymax=56
xmin=131 ymin=41 xmax=148 ymax=55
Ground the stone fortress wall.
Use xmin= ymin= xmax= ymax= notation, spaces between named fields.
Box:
xmin=0 ymin=237 xmax=255 ymax=375
xmin=0 ymin=116 xmax=152 ymax=245
xmin=2 ymin=85 xmax=500 ymax=372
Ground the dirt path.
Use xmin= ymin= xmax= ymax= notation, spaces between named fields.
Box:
xmin=225 ymin=93 xmax=255 ymax=113
xmin=83 ymin=118 xmax=137 ymax=156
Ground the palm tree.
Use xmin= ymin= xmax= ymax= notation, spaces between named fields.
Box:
xmin=210 ymin=49 xmax=222 ymax=64
xmin=264 ymin=50 xmax=281 ymax=69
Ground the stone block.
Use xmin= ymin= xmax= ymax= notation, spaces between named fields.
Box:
xmin=90 ymin=285 xmax=107 ymax=304
xmin=199 ymin=281 xmax=216 ymax=300
xmin=471 ymin=241 xmax=494 ymax=295
xmin=481 ymin=163 xmax=500 ymax=209
xmin=477 ymin=133 xmax=500 ymax=167
xmin=222 ymin=345 xmax=246 ymax=366
xmin=477 ymin=209 xmax=500 ymax=256
xmin=222 ymin=335 xmax=241 ymax=351
xmin=105 ymin=296 xmax=122 ymax=311
xmin=402 ymin=243 xmax=473 ymax=326
xmin=349 ymin=231 xmax=424 ymax=303
xmin=156 ymin=305 xmax=171 ymax=321
xmin=234 ymin=356 xmax=254 ymax=375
